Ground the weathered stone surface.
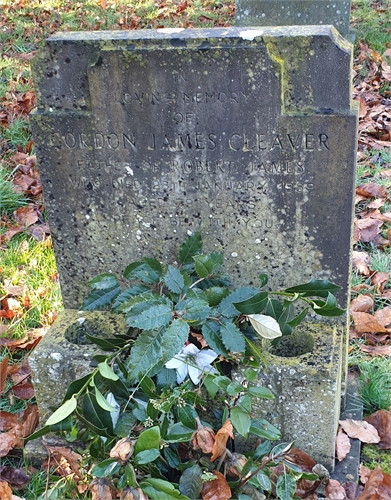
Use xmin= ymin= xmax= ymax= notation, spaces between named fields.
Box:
xmin=31 ymin=26 xmax=357 ymax=313
xmin=235 ymin=323 xmax=343 ymax=470
xmin=236 ymin=0 xmax=352 ymax=36
xmin=30 ymin=27 xmax=357 ymax=469
xmin=29 ymin=310 xmax=129 ymax=422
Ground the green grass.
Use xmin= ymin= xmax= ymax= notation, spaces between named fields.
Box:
xmin=361 ymin=444 xmax=391 ymax=475
xmin=352 ymin=0 xmax=391 ymax=55
xmin=0 ymin=165 xmax=28 ymax=216
xmin=0 ymin=235 xmax=62 ymax=338
xmin=358 ymin=359 xmax=391 ymax=415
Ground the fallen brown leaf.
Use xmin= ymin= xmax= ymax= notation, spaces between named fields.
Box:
xmin=12 ymin=382 xmax=34 ymax=400
xmin=201 ymin=471 xmax=232 ymax=500
xmin=89 ymin=478 xmax=117 ymax=500
xmin=359 ymin=464 xmax=372 ymax=484
xmin=356 ymin=183 xmax=388 ymax=199
xmin=358 ymin=344 xmax=391 ymax=356
xmin=350 ymin=312 xmax=388 ymax=333
xmin=0 ymin=429 xmax=18 ymax=457
xmin=13 ymin=205 xmax=39 ymax=228
xmin=352 ymin=251 xmax=371 ymax=276
xmin=324 ymin=478 xmax=347 ymax=499
xmin=336 ymin=428 xmax=351 ymax=462
xmin=356 ymin=464 xmax=391 ymax=500
xmin=339 ymin=419 xmax=380 ymax=444
xmin=0 ymin=481 xmax=12 ymax=500
xmin=371 ymin=272 xmax=390 ymax=294
xmin=211 ymin=419 xmax=234 ymax=462
xmin=374 ymin=306 xmax=391 ymax=328
xmin=354 ymin=217 xmax=383 ymax=243
xmin=350 ymin=295 xmax=374 ymax=313
xmin=0 ymin=355 xmax=8 ymax=393
xmin=364 ymin=410 xmax=391 ymax=449
xmin=0 ymin=412 xmax=18 ymax=432
xmin=0 ymin=466 xmax=30 ymax=489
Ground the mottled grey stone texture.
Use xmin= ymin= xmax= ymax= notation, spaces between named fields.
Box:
xmin=235 ymin=323 xmax=342 ymax=470
xmin=236 ymin=0 xmax=352 ymax=36
xmin=31 ymin=26 xmax=357 ymax=312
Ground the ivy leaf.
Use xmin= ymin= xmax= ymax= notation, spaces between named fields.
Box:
xmin=233 ymin=291 xmax=268 ymax=314
xmin=219 ymin=287 xmax=258 ymax=318
xmin=126 ymin=304 xmax=173 ymax=330
xmin=45 ymin=396 xmax=77 ymax=426
xmin=220 ymin=321 xmax=246 ymax=353
xmin=161 ymin=319 xmax=190 ymax=363
xmin=284 ymin=278 xmax=341 ymax=298
xmin=231 ymin=407 xmax=251 ymax=438
xmin=276 ymin=473 xmax=297 ymax=500
xmin=247 ymin=314 xmax=282 ymax=340
xmin=126 ymin=329 xmax=163 ymax=382
xmin=179 ymin=232 xmax=202 ymax=264
xmin=82 ymin=286 xmax=121 ymax=310
xmin=164 ymin=265 xmax=186 ymax=294
xmin=179 ymin=464 xmax=203 ymax=500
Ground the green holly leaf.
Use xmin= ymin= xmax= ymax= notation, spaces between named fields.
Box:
xmin=233 ymin=291 xmax=268 ymax=314
xmin=284 ymin=278 xmax=341 ymax=298
xmin=126 ymin=304 xmax=173 ymax=330
xmin=220 ymin=321 xmax=245 ymax=353
xmin=179 ymin=232 xmax=202 ymax=264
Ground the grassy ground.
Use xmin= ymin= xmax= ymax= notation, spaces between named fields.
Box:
xmin=0 ymin=0 xmax=391 ymax=497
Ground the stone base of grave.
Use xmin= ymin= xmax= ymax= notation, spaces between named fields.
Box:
xmin=29 ymin=309 xmax=130 ymax=423
xmin=330 ymin=375 xmax=363 ymax=483
xmin=233 ymin=322 xmax=344 ymax=471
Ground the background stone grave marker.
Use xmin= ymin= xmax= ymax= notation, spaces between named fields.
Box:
xmin=30 ymin=26 xmax=358 ymax=468
xmin=236 ymin=0 xmax=354 ymax=38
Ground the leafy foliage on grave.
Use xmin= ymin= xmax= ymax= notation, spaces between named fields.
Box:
xmin=26 ymin=233 xmax=346 ymax=499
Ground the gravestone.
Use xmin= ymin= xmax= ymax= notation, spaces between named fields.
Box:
xmin=236 ymin=0 xmax=353 ymax=38
xmin=30 ymin=26 xmax=358 ymax=469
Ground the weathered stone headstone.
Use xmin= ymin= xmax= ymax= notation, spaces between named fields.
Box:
xmin=31 ymin=26 xmax=356 ymax=309
xmin=30 ymin=26 xmax=357 ymax=469
xmin=236 ymin=0 xmax=353 ymax=37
